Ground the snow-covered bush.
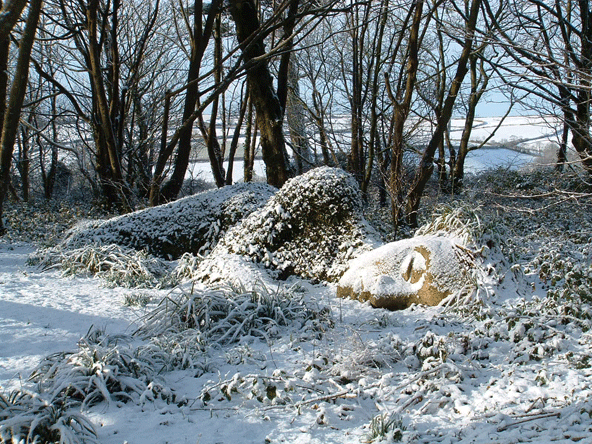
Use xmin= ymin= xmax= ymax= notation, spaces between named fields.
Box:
xmin=58 ymin=182 xmax=276 ymax=259
xmin=2 ymin=201 xmax=104 ymax=247
xmin=414 ymin=203 xmax=484 ymax=247
xmin=0 ymin=389 xmax=97 ymax=444
xmin=171 ymin=252 xmax=204 ymax=282
xmin=203 ymin=167 xmax=380 ymax=282
xmin=29 ymin=329 xmax=173 ymax=410
xmin=31 ymin=244 xmax=173 ymax=288
xmin=136 ymin=281 xmax=332 ymax=346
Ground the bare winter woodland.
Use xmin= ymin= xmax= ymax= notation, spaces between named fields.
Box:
xmin=0 ymin=1 xmax=592 ymax=443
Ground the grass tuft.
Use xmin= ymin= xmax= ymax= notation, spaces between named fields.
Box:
xmin=136 ymin=281 xmax=332 ymax=346
xmin=0 ymin=389 xmax=97 ymax=444
xmin=30 ymin=244 xmax=174 ymax=289
xmin=365 ymin=413 xmax=405 ymax=442
xmin=29 ymin=328 xmax=167 ymax=409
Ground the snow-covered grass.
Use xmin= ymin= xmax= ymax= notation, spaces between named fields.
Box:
xmin=1 ymin=165 xmax=592 ymax=444
xmin=30 ymin=244 xmax=174 ymax=289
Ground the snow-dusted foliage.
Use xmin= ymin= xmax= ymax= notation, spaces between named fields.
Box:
xmin=0 ymin=389 xmax=97 ymax=444
xmin=202 ymin=167 xmax=380 ymax=282
xmin=414 ymin=203 xmax=485 ymax=247
xmin=136 ymin=281 xmax=332 ymax=348
xmin=4 ymin=167 xmax=592 ymax=443
xmin=30 ymin=244 xmax=174 ymax=288
xmin=58 ymin=183 xmax=276 ymax=259
xmin=28 ymin=329 xmax=178 ymax=410
xmin=1 ymin=201 xmax=102 ymax=247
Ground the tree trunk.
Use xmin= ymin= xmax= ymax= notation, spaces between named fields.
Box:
xmin=386 ymin=0 xmax=424 ymax=228
xmin=571 ymin=0 xmax=592 ymax=174
xmin=453 ymin=53 xmax=484 ymax=191
xmin=229 ymin=0 xmax=289 ymax=188
xmin=286 ymin=59 xmax=312 ymax=174
xmin=159 ymin=0 xmax=222 ymax=201
xmin=405 ymin=0 xmax=481 ymax=227
xmin=361 ymin=0 xmax=389 ymax=197
xmin=556 ymin=119 xmax=569 ymax=171
xmin=348 ymin=8 xmax=364 ymax=184
xmin=86 ymin=0 xmax=129 ymax=210
xmin=226 ymin=88 xmax=249 ymax=185
xmin=16 ymin=126 xmax=29 ymax=202
xmin=244 ymin=98 xmax=255 ymax=182
xmin=204 ymin=15 xmax=226 ymax=188
xmin=43 ymin=81 xmax=60 ymax=200
xmin=0 ymin=0 xmax=43 ymax=234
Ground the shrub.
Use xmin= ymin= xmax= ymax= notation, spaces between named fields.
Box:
xmin=29 ymin=328 xmax=166 ymax=410
xmin=136 ymin=281 xmax=332 ymax=346
xmin=0 ymin=390 xmax=97 ymax=444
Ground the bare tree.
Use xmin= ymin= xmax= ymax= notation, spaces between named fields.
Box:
xmin=228 ymin=0 xmax=290 ymax=188
xmin=403 ymin=0 xmax=482 ymax=227
xmin=384 ymin=0 xmax=427 ymax=227
xmin=33 ymin=0 xmax=175 ymax=208
xmin=486 ymin=0 xmax=592 ymax=174
xmin=153 ymin=0 xmax=222 ymax=203
xmin=0 ymin=0 xmax=43 ymax=234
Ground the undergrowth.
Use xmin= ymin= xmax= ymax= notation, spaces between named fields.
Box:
xmin=29 ymin=328 xmax=171 ymax=409
xmin=1 ymin=201 xmax=111 ymax=248
xmin=0 ymin=389 xmax=97 ymax=444
xmin=136 ymin=281 xmax=333 ymax=346
xmin=29 ymin=244 xmax=176 ymax=288
xmin=3 ymin=166 xmax=592 ymax=443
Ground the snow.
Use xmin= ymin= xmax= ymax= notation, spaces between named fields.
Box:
xmin=0 ymin=242 xmax=146 ymax=392
xmin=463 ymin=148 xmax=535 ymax=173
xmin=2 ymin=190 xmax=592 ymax=444
xmin=2 ymin=129 xmax=592 ymax=443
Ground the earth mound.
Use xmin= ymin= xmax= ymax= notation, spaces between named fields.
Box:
xmin=59 ymin=183 xmax=276 ymax=259
xmin=198 ymin=167 xmax=380 ymax=283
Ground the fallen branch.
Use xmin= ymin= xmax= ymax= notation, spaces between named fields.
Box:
xmin=496 ymin=411 xmax=560 ymax=432
xmin=296 ymin=389 xmax=356 ymax=408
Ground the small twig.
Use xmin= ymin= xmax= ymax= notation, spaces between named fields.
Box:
xmin=396 ymin=391 xmax=424 ymax=413
xmin=189 ymin=406 xmax=240 ymax=412
xmin=296 ymin=389 xmax=355 ymax=408
xmin=496 ymin=411 xmax=560 ymax=432
xmin=392 ymin=363 xmax=455 ymax=392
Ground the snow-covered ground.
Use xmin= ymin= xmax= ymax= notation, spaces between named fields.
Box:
xmin=189 ymin=116 xmax=562 ymax=183
xmin=189 ymin=147 xmax=538 ymax=184
xmin=1 ymin=182 xmax=592 ymax=443
xmin=0 ymin=242 xmax=146 ymax=391
xmin=1 ymin=115 xmax=591 ymax=443
xmin=448 ymin=115 xmax=563 ymax=153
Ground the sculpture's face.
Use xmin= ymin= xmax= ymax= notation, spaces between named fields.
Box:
xmin=337 ymin=236 xmax=473 ymax=310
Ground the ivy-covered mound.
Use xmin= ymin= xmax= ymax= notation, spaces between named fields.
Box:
xmin=59 ymin=183 xmax=276 ymax=259
xmin=200 ymin=167 xmax=380 ymax=282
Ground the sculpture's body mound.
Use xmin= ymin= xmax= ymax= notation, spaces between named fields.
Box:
xmin=60 ymin=183 xmax=276 ymax=259
xmin=199 ymin=167 xmax=380 ymax=283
